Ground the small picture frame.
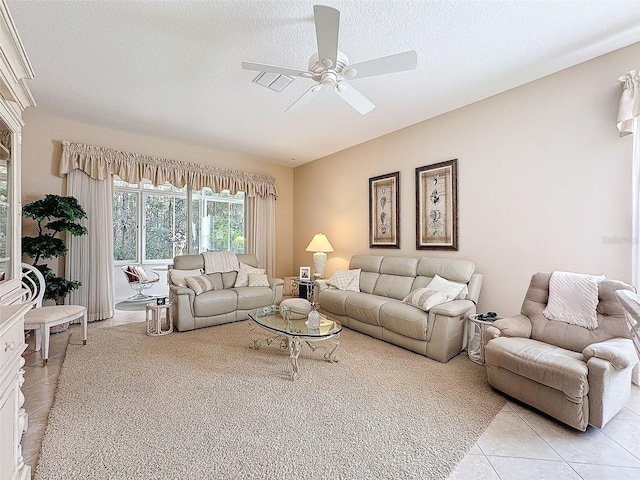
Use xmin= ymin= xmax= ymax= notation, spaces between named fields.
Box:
xmin=299 ymin=266 xmax=311 ymax=280
xmin=156 ymin=297 xmax=166 ymax=306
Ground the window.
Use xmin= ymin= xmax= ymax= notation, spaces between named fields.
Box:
xmin=113 ymin=178 xmax=245 ymax=263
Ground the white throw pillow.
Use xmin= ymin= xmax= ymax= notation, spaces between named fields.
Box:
xmin=234 ymin=262 xmax=265 ymax=287
xmin=425 ymin=274 xmax=468 ymax=301
xmin=169 ymin=269 xmax=203 ymax=287
xmin=327 ymin=269 xmax=361 ymax=292
xmin=403 ymin=288 xmax=449 ymax=312
xmin=185 ymin=275 xmax=216 ymax=295
xmin=248 ymin=273 xmax=270 ymax=287
xmin=543 ymin=271 xmax=605 ymax=330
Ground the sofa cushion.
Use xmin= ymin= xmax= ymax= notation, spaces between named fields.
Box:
xmin=349 ymin=255 xmax=383 ymax=294
xmin=358 ymin=271 xmax=380 ymax=294
xmin=373 ymin=274 xmax=415 ymax=300
xmin=235 ymin=286 xmax=274 ymax=310
xmin=193 ymin=289 xmax=238 ymax=317
xmin=169 ymin=268 xmax=203 ymax=286
xmin=417 ymin=257 xmax=475 ymax=284
xmin=485 ymin=337 xmax=588 ymax=399
xmin=185 ymin=275 xmax=216 ymax=295
xmin=380 ymin=301 xmax=430 ymax=340
xmin=318 ymin=288 xmax=353 ymax=316
xmin=345 ymin=293 xmax=389 ymax=326
xmin=379 ymin=256 xmax=418 ymax=277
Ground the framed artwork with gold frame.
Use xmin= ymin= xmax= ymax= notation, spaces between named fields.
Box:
xmin=369 ymin=171 xmax=400 ymax=248
xmin=415 ymin=159 xmax=458 ymax=250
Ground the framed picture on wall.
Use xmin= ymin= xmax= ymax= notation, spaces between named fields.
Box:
xmin=299 ymin=266 xmax=311 ymax=280
xmin=415 ymin=159 xmax=458 ymax=250
xmin=369 ymin=171 xmax=400 ymax=248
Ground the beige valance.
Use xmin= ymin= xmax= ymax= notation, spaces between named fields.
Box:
xmin=59 ymin=141 xmax=278 ymax=198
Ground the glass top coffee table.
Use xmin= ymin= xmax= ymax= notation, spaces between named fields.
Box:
xmin=247 ymin=305 xmax=342 ymax=380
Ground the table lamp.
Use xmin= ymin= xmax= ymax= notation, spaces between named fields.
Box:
xmin=305 ymin=233 xmax=334 ymax=279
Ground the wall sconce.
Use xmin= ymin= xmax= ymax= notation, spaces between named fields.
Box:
xmin=305 ymin=233 xmax=334 ymax=279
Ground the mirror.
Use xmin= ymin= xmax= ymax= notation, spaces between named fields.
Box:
xmin=0 ymin=125 xmax=11 ymax=287
xmin=0 ymin=158 xmax=8 ymax=281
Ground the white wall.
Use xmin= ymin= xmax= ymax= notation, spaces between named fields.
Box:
xmin=293 ymin=42 xmax=639 ymax=317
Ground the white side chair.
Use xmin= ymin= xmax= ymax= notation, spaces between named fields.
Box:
xmin=21 ymin=263 xmax=87 ymax=366
xmin=122 ymin=265 xmax=160 ymax=300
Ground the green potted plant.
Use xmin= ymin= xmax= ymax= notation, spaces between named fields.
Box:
xmin=22 ymin=194 xmax=88 ymax=304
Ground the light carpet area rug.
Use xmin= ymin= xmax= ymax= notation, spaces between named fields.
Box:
xmin=35 ymin=321 xmax=506 ymax=479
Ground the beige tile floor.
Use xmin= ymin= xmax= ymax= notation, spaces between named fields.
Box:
xmin=19 ymin=310 xmax=640 ymax=480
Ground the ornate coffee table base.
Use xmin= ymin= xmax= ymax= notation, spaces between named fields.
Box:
xmin=248 ymin=321 xmax=341 ymax=380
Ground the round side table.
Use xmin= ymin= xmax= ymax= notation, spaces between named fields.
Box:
xmin=146 ymin=302 xmax=173 ymax=336
xmin=467 ymin=314 xmax=501 ymax=365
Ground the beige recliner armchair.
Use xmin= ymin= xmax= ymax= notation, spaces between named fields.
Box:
xmin=484 ymin=272 xmax=639 ymax=431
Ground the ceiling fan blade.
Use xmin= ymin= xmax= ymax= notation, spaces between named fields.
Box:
xmin=342 ymin=50 xmax=418 ymax=80
xmin=314 ymin=5 xmax=339 ymax=69
xmin=333 ymin=81 xmax=375 ymax=115
xmin=286 ymin=84 xmax=325 ymax=112
xmin=242 ymin=61 xmax=313 ymax=79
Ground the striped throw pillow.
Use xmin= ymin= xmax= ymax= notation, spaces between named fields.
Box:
xmin=403 ymin=288 xmax=448 ymax=312
xmin=185 ymin=275 xmax=216 ymax=295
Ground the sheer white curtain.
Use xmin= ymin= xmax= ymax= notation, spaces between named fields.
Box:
xmin=66 ymin=169 xmax=114 ymax=321
xmin=246 ymin=194 xmax=276 ymax=277
xmin=618 ymin=70 xmax=640 ymax=287
xmin=618 ymin=70 xmax=640 ymax=385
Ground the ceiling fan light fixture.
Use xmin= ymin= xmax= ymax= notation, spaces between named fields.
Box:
xmin=252 ymin=72 xmax=294 ymax=92
xmin=343 ymin=67 xmax=357 ymax=78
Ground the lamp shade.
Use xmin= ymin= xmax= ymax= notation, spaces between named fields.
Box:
xmin=305 ymin=233 xmax=334 ymax=253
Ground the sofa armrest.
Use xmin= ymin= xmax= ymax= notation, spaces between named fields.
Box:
xmin=169 ymin=285 xmax=196 ymax=331
xmin=170 ymin=284 xmax=195 ymax=299
xmin=487 ymin=314 xmax=532 ymax=340
xmin=430 ymin=299 xmax=475 ymax=317
xmin=268 ymin=277 xmax=284 ymax=289
xmin=583 ymin=338 xmax=639 ymax=370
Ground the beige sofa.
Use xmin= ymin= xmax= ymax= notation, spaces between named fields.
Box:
xmin=485 ymin=272 xmax=638 ymax=431
xmin=316 ymin=255 xmax=482 ymax=362
xmin=169 ymin=253 xmax=283 ymax=332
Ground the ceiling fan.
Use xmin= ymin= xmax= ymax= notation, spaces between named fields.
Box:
xmin=242 ymin=5 xmax=417 ymax=115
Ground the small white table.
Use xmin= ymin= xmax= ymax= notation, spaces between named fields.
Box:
xmin=467 ymin=314 xmax=501 ymax=365
xmin=145 ymin=302 xmax=173 ymax=336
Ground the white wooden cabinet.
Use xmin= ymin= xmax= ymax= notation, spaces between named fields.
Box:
xmin=0 ymin=1 xmax=36 ymax=479
xmin=0 ymin=304 xmax=30 ymax=480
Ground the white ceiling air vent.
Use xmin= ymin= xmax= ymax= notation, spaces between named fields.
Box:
xmin=252 ymin=72 xmax=294 ymax=92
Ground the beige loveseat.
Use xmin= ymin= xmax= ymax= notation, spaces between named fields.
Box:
xmin=316 ymin=255 xmax=482 ymax=362
xmin=169 ymin=254 xmax=283 ymax=332
xmin=485 ymin=272 xmax=638 ymax=431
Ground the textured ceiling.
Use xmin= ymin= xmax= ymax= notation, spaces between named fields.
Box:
xmin=8 ymin=0 xmax=640 ymax=166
